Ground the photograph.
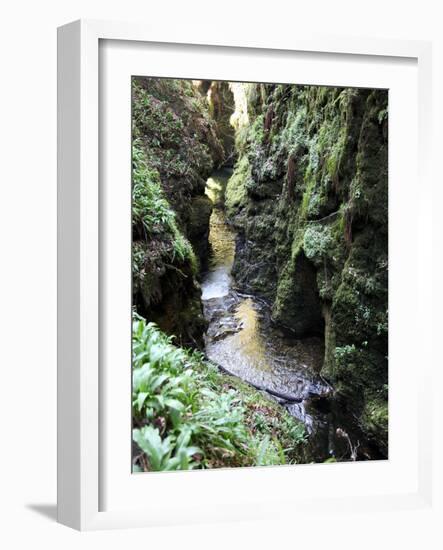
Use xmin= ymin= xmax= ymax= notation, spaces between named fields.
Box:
xmin=131 ymin=76 xmax=388 ymax=472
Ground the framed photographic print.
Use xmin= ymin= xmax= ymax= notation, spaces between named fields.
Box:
xmin=57 ymin=19 xmax=434 ymax=531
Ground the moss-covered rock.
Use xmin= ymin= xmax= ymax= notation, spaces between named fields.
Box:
xmin=272 ymin=248 xmax=324 ymax=336
xmin=225 ymin=155 xmax=249 ymax=217
xmin=132 ymin=77 xmax=224 ymax=346
xmin=187 ymin=195 xmax=213 ymax=267
xmin=360 ymin=397 xmax=388 ymax=456
xmin=226 ymin=83 xmax=388 ymax=454
xmin=207 ymin=81 xmax=236 ymax=166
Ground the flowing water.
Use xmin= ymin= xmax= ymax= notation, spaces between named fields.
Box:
xmin=201 ymin=171 xmax=381 ymax=462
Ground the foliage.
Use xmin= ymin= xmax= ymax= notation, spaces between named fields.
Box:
xmin=131 ymin=77 xmax=225 ymax=345
xmin=134 ymin=425 xmax=201 ymax=471
xmin=303 ymin=224 xmax=334 ymax=263
xmin=132 ymin=78 xmax=220 ymax=181
xmin=334 ymin=344 xmax=358 ymax=367
xmin=132 ymin=139 xmax=197 ymax=267
xmin=132 ymin=140 xmax=174 ymax=234
xmin=132 ymin=316 xmax=306 ymax=471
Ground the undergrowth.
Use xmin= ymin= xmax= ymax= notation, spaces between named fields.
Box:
xmin=132 ymin=139 xmax=197 ymax=269
xmin=132 ymin=315 xmax=306 ymax=471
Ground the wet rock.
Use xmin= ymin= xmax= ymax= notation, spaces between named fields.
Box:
xmin=188 ymin=195 xmax=213 ymax=266
xmin=132 ymin=77 xmax=224 ymax=347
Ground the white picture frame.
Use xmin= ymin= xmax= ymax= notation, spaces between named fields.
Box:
xmin=57 ymin=19 xmax=434 ymax=531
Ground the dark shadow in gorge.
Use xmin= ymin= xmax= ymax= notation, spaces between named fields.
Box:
xmin=272 ymin=250 xmax=325 ymax=339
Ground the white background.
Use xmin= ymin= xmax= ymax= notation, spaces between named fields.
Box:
xmin=1 ymin=0 xmax=442 ymax=548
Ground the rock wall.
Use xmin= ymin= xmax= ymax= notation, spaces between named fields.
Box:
xmin=207 ymin=81 xmax=236 ymax=166
xmin=132 ymin=77 xmax=223 ymax=346
xmin=226 ymin=84 xmax=388 ymax=453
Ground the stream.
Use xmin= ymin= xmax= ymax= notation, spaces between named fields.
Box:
xmin=201 ymin=171 xmax=381 ymax=462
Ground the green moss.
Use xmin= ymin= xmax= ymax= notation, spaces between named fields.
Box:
xmin=361 ymin=398 xmax=388 ymax=453
xmin=272 ymin=246 xmax=324 ymax=336
xmin=277 ymin=107 xmax=308 ymax=155
xmin=272 ymin=259 xmax=296 ymax=323
xmin=324 ymin=124 xmax=348 ymax=183
xmin=300 ymin=169 xmax=317 ymax=218
xmin=225 ymin=155 xmax=250 ymax=216
xmin=225 ymin=82 xmax=388 ymax=453
xmin=322 ymin=303 xmax=336 ymax=376
xmin=303 ymin=224 xmax=334 ymax=264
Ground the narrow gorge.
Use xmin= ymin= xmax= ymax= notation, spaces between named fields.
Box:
xmin=131 ymin=77 xmax=388 ymax=471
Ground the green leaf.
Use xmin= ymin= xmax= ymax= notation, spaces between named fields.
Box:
xmin=136 ymin=392 xmax=149 ymax=411
xmin=165 ymin=398 xmax=185 ymax=412
xmin=133 ymin=426 xmax=174 ymax=471
xmin=151 ymin=373 xmax=169 ymax=391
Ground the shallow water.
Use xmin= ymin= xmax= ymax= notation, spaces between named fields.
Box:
xmin=201 ymin=208 xmax=235 ymax=300
xmin=204 ymin=292 xmax=327 ymax=403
